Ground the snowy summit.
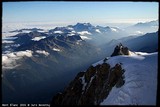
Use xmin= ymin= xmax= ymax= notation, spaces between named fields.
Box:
xmin=51 ymin=44 xmax=157 ymax=105
xmin=101 ymin=52 xmax=157 ymax=105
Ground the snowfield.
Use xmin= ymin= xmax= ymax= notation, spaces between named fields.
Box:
xmin=100 ymin=52 xmax=157 ymax=105
xmin=80 ymin=36 xmax=92 ymax=40
xmin=31 ymin=36 xmax=46 ymax=41
xmin=52 ymin=48 xmax=61 ymax=52
xmin=54 ymin=31 xmax=63 ymax=34
xmin=77 ymin=31 xmax=92 ymax=35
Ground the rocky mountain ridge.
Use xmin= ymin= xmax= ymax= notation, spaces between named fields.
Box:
xmin=51 ymin=61 xmax=125 ymax=105
xmin=51 ymin=44 xmax=128 ymax=105
xmin=51 ymin=43 xmax=158 ymax=105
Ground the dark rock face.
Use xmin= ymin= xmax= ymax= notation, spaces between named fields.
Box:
xmin=50 ymin=44 xmax=129 ymax=105
xmin=111 ymin=43 xmax=130 ymax=57
xmin=51 ymin=62 xmax=125 ymax=105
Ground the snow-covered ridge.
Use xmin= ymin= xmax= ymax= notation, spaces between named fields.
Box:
xmin=67 ymin=33 xmax=75 ymax=36
xmin=110 ymin=28 xmax=118 ymax=32
xmin=80 ymin=36 xmax=91 ymax=40
xmin=79 ymin=76 xmax=87 ymax=92
xmin=51 ymin=50 xmax=157 ymax=105
xmin=95 ymin=29 xmax=101 ymax=33
xmin=101 ymin=52 xmax=157 ymax=105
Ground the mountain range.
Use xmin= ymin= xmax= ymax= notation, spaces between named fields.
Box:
xmin=2 ymin=21 xmax=158 ymax=104
xmin=124 ymin=20 xmax=158 ymax=35
xmin=101 ymin=31 xmax=158 ymax=57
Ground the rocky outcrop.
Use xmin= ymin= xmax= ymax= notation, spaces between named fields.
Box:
xmin=111 ymin=43 xmax=130 ymax=57
xmin=51 ymin=44 xmax=129 ymax=105
xmin=51 ymin=62 xmax=125 ymax=105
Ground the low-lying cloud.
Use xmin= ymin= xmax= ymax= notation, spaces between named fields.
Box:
xmin=2 ymin=50 xmax=33 ymax=69
xmin=77 ymin=31 xmax=91 ymax=35
xmin=35 ymin=50 xmax=49 ymax=56
xmin=2 ymin=40 xmax=14 ymax=44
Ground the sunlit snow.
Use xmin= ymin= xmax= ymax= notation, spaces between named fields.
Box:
xmin=95 ymin=29 xmax=101 ymax=33
xmin=54 ymin=31 xmax=63 ymax=34
xmin=52 ymin=48 xmax=61 ymax=52
xmin=110 ymin=28 xmax=118 ymax=32
xmin=80 ymin=36 xmax=91 ymax=40
xmin=100 ymin=52 xmax=157 ymax=105
xmin=31 ymin=36 xmax=46 ymax=41
xmin=77 ymin=31 xmax=92 ymax=35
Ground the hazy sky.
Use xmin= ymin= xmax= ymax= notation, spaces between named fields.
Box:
xmin=2 ymin=1 xmax=159 ymax=25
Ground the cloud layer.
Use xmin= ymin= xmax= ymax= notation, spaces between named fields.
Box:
xmin=35 ymin=50 xmax=49 ymax=56
xmin=2 ymin=50 xmax=33 ymax=69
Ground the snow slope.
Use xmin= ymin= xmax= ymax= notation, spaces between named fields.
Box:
xmin=100 ymin=52 xmax=158 ymax=105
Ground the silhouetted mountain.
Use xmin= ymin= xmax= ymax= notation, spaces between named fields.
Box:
xmin=125 ymin=20 xmax=158 ymax=35
xmin=111 ymin=43 xmax=130 ymax=57
xmin=122 ymin=32 xmax=158 ymax=52
xmin=102 ymin=32 xmax=158 ymax=56
xmin=134 ymin=20 xmax=158 ymax=27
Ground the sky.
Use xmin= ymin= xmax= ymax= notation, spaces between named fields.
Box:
xmin=2 ymin=1 xmax=159 ymax=26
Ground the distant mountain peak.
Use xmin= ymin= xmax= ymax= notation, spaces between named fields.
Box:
xmin=111 ymin=43 xmax=130 ymax=57
xmin=76 ymin=22 xmax=92 ymax=26
xmin=134 ymin=20 xmax=158 ymax=27
xmin=74 ymin=23 xmax=94 ymax=28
